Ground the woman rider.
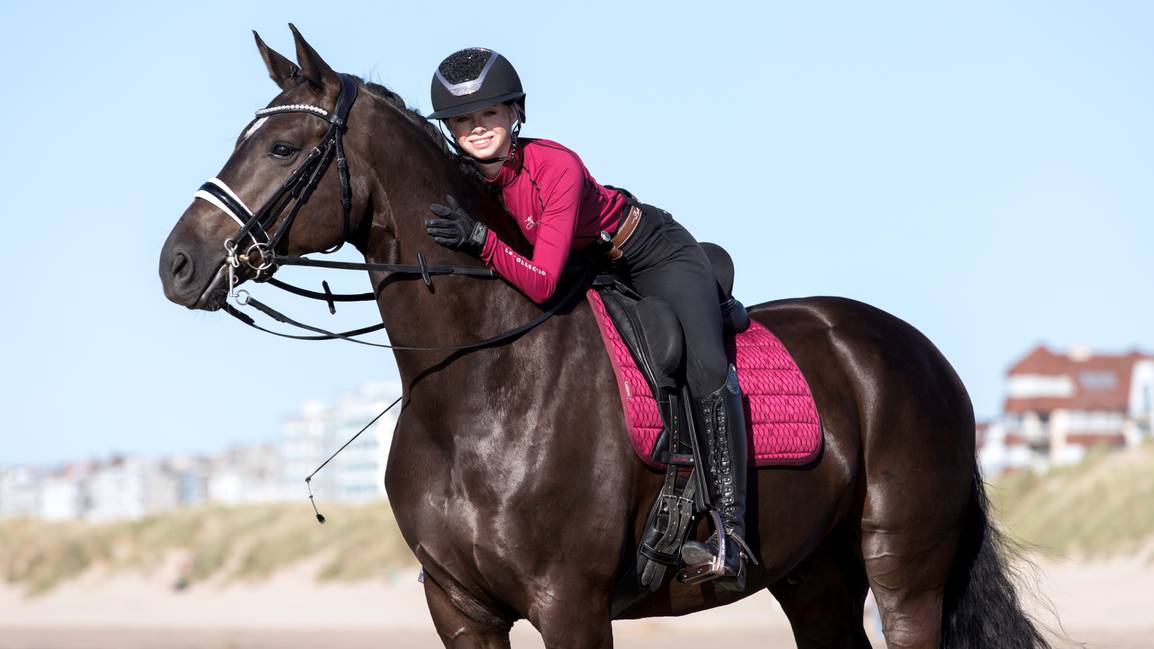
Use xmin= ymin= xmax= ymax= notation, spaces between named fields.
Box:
xmin=422 ymin=47 xmax=752 ymax=590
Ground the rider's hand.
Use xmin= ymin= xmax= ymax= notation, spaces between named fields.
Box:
xmin=425 ymin=195 xmax=488 ymax=257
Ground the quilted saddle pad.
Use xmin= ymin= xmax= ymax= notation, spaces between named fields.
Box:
xmin=587 ymin=290 xmax=823 ymax=469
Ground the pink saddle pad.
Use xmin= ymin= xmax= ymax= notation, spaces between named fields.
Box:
xmin=587 ymin=290 xmax=822 ymax=469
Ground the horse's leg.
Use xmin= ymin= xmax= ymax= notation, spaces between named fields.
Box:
xmin=529 ymin=585 xmax=614 ymax=649
xmin=861 ymin=523 xmax=958 ymax=649
xmin=769 ymin=527 xmax=872 ymax=649
xmin=424 ymin=576 xmax=512 ymax=649
xmin=534 ymin=609 xmax=613 ymax=648
xmin=860 ymin=431 xmax=969 ymax=648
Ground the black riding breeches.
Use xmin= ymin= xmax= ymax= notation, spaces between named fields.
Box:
xmin=613 ymin=203 xmax=729 ymax=398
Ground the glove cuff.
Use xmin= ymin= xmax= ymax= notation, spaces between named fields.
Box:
xmin=468 ymin=222 xmax=489 ymax=253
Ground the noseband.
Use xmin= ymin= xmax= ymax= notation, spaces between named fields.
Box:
xmin=194 ymin=74 xmax=359 ymax=286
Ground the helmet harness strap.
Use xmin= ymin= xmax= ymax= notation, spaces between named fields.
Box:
xmin=438 ymin=115 xmax=521 ymax=167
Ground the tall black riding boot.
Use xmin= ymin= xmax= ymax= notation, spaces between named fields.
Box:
xmin=680 ymin=365 xmax=753 ymax=592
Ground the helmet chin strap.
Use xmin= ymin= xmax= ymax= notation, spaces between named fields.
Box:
xmin=439 ymin=120 xmax=521 ymax=166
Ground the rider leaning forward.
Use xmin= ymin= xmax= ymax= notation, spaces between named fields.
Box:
xmin=422 ymin=48 xmax=752 ymax=590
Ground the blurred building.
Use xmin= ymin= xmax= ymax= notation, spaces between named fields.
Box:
xmin=84 ymin=456 xmax=188 ymax=521
xmin=205 ymin=443 xmax=284 ymax=505
xmin=0 ymin=466 xmax=41 ymax=519
xmin=281 ymin=381 xmax=400 ymax=504
xmin=282 ymin=400 xmax=332 ymax=501
xmin=38 ymin=462 xmax=92 ymax=520
xmin=984 ymin=344 xmax=1154 ymax=474
xmin=85 ymin=457 xmax=150 ymax=521
xmin=0 ymin=382 xmax=400 ymax=521
xmin=166 ymin=453 xmax=212 ymax=508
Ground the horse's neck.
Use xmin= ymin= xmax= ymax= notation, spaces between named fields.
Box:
xmin=353 ymin=113 xmax=528 ymax=384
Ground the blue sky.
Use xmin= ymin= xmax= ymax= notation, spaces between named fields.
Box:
xmin=1 ymin=2 xmax=1152 ymax=464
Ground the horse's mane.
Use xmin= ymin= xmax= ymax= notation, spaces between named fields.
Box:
xmin=353 ymin=76 xmax=532 ymax=251
xmin=355 ymin=77 xmax=488 ymax=189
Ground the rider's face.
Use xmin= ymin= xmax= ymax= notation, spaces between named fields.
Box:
xmin=446 ymin=103 xmax=517 ymax=164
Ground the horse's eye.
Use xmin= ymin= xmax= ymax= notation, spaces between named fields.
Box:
xmin=270 ymin=143 xmax=297 ymax=158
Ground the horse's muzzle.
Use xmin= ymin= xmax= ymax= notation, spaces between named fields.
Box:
xmin=159 ymin=238 xmax=228 ymax=311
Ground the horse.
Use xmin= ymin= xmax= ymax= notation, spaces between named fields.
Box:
xmin=158 ymin=26 xmax=1051 ymax=649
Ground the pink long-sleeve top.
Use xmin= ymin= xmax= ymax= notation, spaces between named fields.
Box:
xmin=480 ymin=138 xmax=627 ymax=303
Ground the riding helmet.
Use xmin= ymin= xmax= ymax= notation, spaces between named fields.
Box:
xmin=429 ymin=48 xmax=526 ymax=123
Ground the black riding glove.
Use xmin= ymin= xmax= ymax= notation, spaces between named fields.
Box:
xmin=425 ymin=195 xmax=488 ymax=257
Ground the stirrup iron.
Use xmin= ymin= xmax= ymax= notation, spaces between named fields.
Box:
xmin=677 ymin=511 xmax=727 ymax=585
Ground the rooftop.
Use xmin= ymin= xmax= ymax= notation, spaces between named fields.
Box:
xmin=1004 ymin=344 xmax=1153 ymax=413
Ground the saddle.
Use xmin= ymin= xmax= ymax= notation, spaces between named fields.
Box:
xmin=587 ymin=243 xmax=823 ymax=615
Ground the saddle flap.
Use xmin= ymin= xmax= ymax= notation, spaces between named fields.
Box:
xmin=633 ymin=298 xmax=684 ymax=390
xmin=597 ymin=287 xmax=663 ymax=396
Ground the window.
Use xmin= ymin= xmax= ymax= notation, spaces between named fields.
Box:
xmin=1079 ymin=371 xmax=1117 ymax=390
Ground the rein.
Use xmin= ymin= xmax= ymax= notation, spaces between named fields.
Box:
xmin=223 ymin=267 xmax=591 ymax=352
xmin=194 ymin=72 xmax=590 ymax=354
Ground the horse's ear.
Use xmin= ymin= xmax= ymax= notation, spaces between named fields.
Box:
xmin=253 ymin=30 xmax=298 ymax=90
xmin=288 ymin=23 xmax=338 ymax=92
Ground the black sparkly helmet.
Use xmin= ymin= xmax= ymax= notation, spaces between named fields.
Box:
xmin=429 ymin=48 xmax=527 ymax=123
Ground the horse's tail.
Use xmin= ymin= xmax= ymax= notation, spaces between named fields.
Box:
xmin=940 ymin=465 xmax=1052 ymax=649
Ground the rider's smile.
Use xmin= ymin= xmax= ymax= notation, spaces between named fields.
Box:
xmin=448 ymin=104 xmax=516 ymax=170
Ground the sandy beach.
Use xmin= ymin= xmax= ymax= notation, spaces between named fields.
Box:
xmin=1 ymin=554 xmax=1150 ymax=648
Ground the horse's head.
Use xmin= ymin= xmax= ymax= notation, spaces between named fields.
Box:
xmin=159 ymin=25 xmax=372 ymax=310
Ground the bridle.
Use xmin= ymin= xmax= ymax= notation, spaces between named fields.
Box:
xmin=191 ymin=72 xmax=601 ymax=353
xmin=195 ymin=73 xmax=359 ymax=292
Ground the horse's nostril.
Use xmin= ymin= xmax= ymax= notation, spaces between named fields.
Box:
xmin=172 ymin=251 xmax=194 ymax=286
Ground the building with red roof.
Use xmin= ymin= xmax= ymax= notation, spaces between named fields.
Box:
xmin=989 ymin=344 xmax=1154 ymax=472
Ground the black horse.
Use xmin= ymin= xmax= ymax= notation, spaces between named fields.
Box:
xmin=159 ymin=26 xmax=1050 ymax=649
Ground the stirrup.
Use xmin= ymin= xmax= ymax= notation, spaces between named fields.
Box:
xmin=677 ymin=511 xmax=728 ymax=585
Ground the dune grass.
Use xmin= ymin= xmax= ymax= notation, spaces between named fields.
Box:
xmin=988 ymin=441 xmax=1154 ymax=561
xmin=7 ymin=443 xmax=1154 ymax=596
xmin=0 ymin=502 xmax=414 ymax=596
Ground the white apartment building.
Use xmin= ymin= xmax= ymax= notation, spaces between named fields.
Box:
xmin=85 ymin=457 xmax=151 ymax=521
xmin=0 ymin=466 xmax=40 ymax=519
xmin=1 ymin=380 xmax=402 ymax=520
xmin=205 ymin=443 xmax=284 ymax=505
xmin=39 ymin=468 xmax=87 ymax=521
xmin=281 ymin=381 xmax=400 ymax=504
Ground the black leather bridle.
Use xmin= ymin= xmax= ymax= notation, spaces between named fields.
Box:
xmin=195 ymin=73 xmax=359 ymax=284
xmin=192 ymin=73 xmax=595 ymax=353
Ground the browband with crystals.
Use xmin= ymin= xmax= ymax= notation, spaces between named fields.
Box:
xmin=256 ymin=103 xmax=331 ymax=120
